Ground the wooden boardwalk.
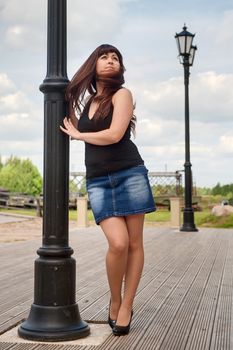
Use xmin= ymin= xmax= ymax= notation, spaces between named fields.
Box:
xmin=0 ymin=223 xmax=233 ymax=349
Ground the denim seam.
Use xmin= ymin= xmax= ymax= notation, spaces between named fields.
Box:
xmin=108 ymin=174 xmax=117 ymax=212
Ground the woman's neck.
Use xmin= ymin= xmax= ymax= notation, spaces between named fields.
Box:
xmin=95 ymin=81 xmax=104 ymax=96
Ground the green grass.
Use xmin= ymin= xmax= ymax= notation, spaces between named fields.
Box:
xmin=195 ymin=212 xmax=233 ymax=228
xmin=71 ymin=210 xmax=170 ymax=223
xmin=0 ymin=208 xmax=37 ymax=217
xmin=0 ymin=208 xmax=169 ymax=223
xmin=1 ymin=207 xmax=233 ymax=228
xmin=145 ymin=210 xmax=233 ymax=228
xmin=145 ymin=210 xmax=170 ymax=222
xmin=69 ymin=209 xmax=94 ymax=221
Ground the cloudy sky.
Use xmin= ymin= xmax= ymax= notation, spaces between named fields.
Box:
xmin=0 ymin=0 xmax=233 ymax=188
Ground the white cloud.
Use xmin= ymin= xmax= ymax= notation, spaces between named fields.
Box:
xmin=0 ymin=139 xmax=42 ymax=154
xmin=136 ymin=118 xmax=162 ymax=145
xmin=5 ymin=24 xmax=44 ymax=50
xmin=6 ymin=25 xmax=24 ymax=45
xmin=0 ymin=139 xmax=44 ymax=176
xmin=0 ymin=111 xmax=42 ymax=141
xmin=0 ymin=0 xmax=46 ymax=50
xmin=219 ymin=134 xmax=233 ymax=153
xmin=130 ymin=71 xmax=233 ymax=124
xmin=0 ymin=74 xmax=42 ymax=142
xmin=0 ymin=0 xmax=233 ymax=187
xmin=0 ymin=73 xmax=15 ymax=94
xmin=191 ymin=71 xmax=233 ymax=122
xmin=0 ymin=0 xmax=46 ymax=24
xmin=0 ymin=91 xmax=34 ymax=113
xmin=66 ymin=0 xmax=124 ymax=62
xmin=1 ymin=0 xmax=123 ymax=51
xmin=214 ymin=10 xmax=233 ymax=46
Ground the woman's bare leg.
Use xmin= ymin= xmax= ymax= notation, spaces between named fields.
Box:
xmin=100 ymin=216 xmax=129 ymax=320
xmin=116 ymin=213 xmax=145 ymax=326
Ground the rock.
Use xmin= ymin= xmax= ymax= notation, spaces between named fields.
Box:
xmin=211 ymin=205 xmax=233 ymax=217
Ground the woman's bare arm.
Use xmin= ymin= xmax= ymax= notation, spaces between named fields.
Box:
xmin=60 ymin=88 xmax=134 ymax=145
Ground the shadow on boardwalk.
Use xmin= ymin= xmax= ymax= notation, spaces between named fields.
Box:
xmin=0 ymin=219 xmax=233 ymax=349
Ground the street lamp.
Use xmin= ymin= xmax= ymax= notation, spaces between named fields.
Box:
xmin=175 ymin=25 xmax=198 ymax=232
xmin=18 ymin=0 xmax=90 ymax=341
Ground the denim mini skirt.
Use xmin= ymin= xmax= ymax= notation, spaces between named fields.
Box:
xmin=86 ymin=164 xmax=156 ymax=225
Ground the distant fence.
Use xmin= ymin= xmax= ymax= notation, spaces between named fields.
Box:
xmin=69 ymin=171 xmax=183 ymax=197
xmin=70 ymin=171 xmax=185 ymax=210
xmin=1 ymin=171 xmax=200 ymax=212
xmin=0 ymin=191 xmax=36 ymax=209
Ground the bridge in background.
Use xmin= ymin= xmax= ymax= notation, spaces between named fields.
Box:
xmin=0 ymin=171 xmax=200 ymax=211
xmin=70 ymin=171 xmax=183 ymax=195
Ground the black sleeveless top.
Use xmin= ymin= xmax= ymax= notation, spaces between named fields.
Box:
xmin=78 ymin=102 xmax=144 ymax=179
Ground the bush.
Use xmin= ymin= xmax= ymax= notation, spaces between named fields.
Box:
xmin=0 ymin=156 xmax=42 ymax=196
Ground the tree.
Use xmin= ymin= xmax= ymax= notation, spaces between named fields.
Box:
xmin=212 ymin=182 xmax=221 ymax=196
xmin=0 ymin=156 xmax=42 ymax=196
xmin=0 ymin=156 xmax=3 ymax=171
xmin=212 ymin=182 xmax=233 ymax=197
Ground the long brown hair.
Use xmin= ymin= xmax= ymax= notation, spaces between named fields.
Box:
xmin=66 ymin=44 xmax=136 ymax=133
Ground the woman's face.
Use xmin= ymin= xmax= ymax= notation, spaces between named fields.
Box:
xmin=96 ymin=51 xmax=121 ymax=77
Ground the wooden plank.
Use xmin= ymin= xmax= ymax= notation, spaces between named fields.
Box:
xmin=155 ymin=237 xmax=227 ymax=349
xmin=0 ymin=344 xmax=38 ymax=350
xmin=184 ymin=241 xmax=228 ymax=349
xmin=0 ymin=227 xmax=233 ymax=350
xmin=78 ymin=227 xmax=180 ymax=322
xmin=86 ymin=228 xmax=200 ymax=322
xmin=97 ymin=232 xmax=220 ymax=349
xmin=210 ymin=232 xmax=233 ymax=350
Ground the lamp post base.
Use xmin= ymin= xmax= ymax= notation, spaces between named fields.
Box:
xmin=180 ymin=210 xmax=198 ymax=232
xmin=18 ymin=304 xmax=90 ymax=342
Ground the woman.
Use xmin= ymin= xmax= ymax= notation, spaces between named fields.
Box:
xmin=60 ymin=44 xmax=156 ymax=336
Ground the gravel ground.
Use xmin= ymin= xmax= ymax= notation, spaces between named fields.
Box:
xmin=0 ymin=214 xmax=168 ymax=244
xmin=0 ymin=216 xmax=77 ymax=243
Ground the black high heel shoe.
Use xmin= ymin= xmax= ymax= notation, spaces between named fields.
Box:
xmin=112 ymin=310 xmax=133 ymax=336
xmin=108 ymin=301 xmax=116 ymax=329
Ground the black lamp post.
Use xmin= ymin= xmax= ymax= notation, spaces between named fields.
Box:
xmin=18 ymin=0 xmax=90 ymax=341
xmin=175 ymin=25 xmax=198 ymax=232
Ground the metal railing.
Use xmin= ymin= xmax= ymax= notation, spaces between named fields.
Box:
xmin=69 ymin=171 xmax=183 ymax=197
xmin=0 ymin=171 xmax=183 ymax=212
